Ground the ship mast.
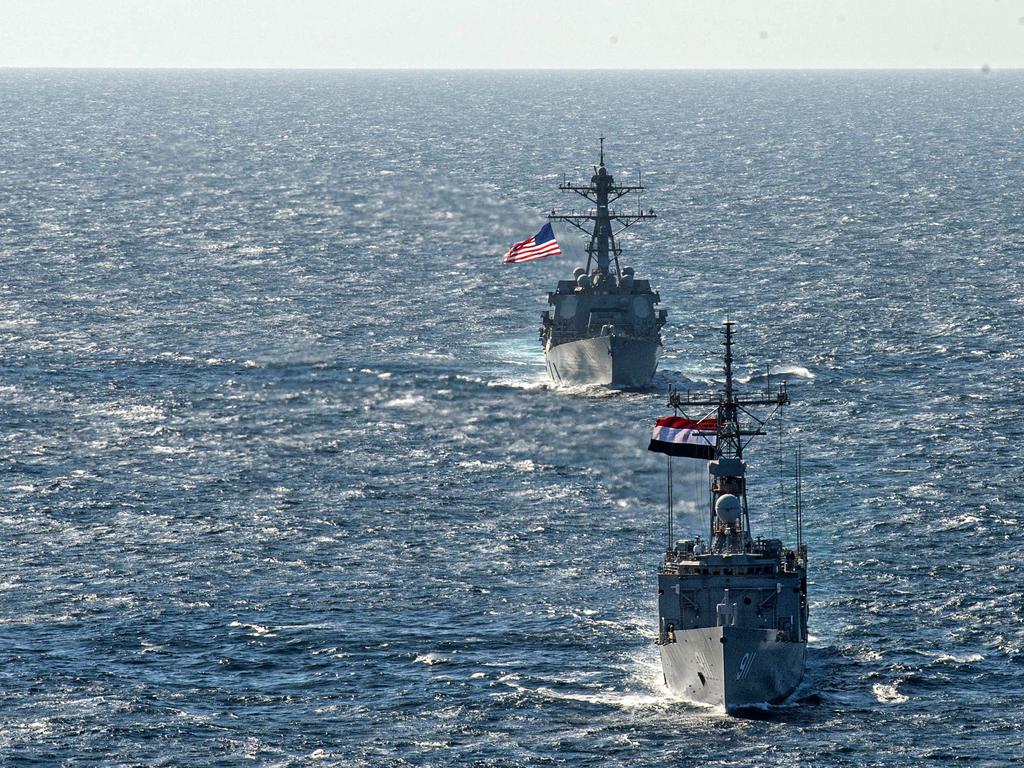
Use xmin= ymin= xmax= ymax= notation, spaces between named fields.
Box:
xmin=548 ymin=138 xmax=656 ymax=278
xmin=671 ymin=322 xmax=789 ymax=553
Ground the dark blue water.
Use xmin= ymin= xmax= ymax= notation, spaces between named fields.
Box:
xmin=1 ymin=70 xmax=1022 ymax=766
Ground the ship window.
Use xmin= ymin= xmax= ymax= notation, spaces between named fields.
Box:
xmin=743 ymin=597 xmax=752 ymax=605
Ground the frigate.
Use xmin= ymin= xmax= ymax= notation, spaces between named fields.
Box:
xmin=653 ymin=322 xmax=808 ymax=714
xmin=539 ymin=140 xmax=666 ymax=388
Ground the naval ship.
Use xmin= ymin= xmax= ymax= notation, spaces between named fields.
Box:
xmin=652 ymin=322 xmax=808 ymax=713
xmin=539 ymin=140 xmax=667 ymax=388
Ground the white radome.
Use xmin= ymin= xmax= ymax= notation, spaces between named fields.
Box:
xmin=715 ymin=494 xmax=742 ymax=524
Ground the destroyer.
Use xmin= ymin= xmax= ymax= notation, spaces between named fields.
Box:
xmin=651 ymin=322 xmax=808 ymax=713
xmin=539 ymin=140 xmax=666 ymax=388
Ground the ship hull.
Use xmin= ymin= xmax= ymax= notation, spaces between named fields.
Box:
xmin=660 ymin=625 xmax=805 ymax=713
xmin=545 ymin=335 xmax=660 ymax=389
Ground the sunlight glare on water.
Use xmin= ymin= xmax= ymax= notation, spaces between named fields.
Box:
xmin=0 ymin=70 xmax=1022 ymax=766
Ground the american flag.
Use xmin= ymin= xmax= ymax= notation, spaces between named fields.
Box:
xmin=503 ymin=223 xmax=561 ymax=264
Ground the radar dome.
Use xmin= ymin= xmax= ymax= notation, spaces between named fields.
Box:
xmin=573 ymin=267 xmax=585 ymax=279
xmin=622 ymin=267 xmax=635 ymax=277
xmin=715 ymin=494 xmax=742 ymax=525
xmin=576 ymin=274 xmax=589 ymax=288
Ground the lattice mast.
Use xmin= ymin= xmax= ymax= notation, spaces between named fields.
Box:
xmin=548 ymin=138 xmax=656 ymax=278
xmin=669 ymin=322 xmax=789 ymax=551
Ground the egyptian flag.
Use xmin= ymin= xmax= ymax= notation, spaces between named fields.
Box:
xmin=648 ymin=417 xmax=717 ymax=460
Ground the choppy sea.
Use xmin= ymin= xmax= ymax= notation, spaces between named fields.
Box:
xmin=1 ymin=70 xmax=1022 ymax=766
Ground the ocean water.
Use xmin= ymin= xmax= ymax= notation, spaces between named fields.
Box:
xmin=0 ymin=70 xmax=1022 ymax=766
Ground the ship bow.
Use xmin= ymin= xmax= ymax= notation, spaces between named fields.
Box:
xmin=660 ymin=626 xmax=805 ymax=712
xmin=545 ymin=335 xmax=660 ymax=388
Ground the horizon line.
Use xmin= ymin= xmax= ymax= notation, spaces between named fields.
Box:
xmin=0 ymin=65 xmax=1017 ymax=73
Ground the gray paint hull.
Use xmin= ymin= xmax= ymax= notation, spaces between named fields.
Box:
xmin=545 ymin=335 xmax=660 ymax=389
xmin=660 ymin=625 xmax=806 ymax=713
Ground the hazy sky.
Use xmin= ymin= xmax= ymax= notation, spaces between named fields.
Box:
xmin=2 ymin=0 xmax=1023 ymax=69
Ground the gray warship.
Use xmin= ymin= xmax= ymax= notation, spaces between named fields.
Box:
xmin=539 ymin=140 xmax=666 ymax=388
xmin=653 ymin=322 xmax=808 ymax=713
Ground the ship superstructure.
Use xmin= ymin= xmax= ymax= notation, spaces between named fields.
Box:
xmin=540 ymin=140 xmax=666 ymax=388
xmin=655 ymin=322 xmax=808 ymax=713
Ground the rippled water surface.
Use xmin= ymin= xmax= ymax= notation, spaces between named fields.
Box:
xmin=1 ymin=70 xmax=1023 ymax=766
